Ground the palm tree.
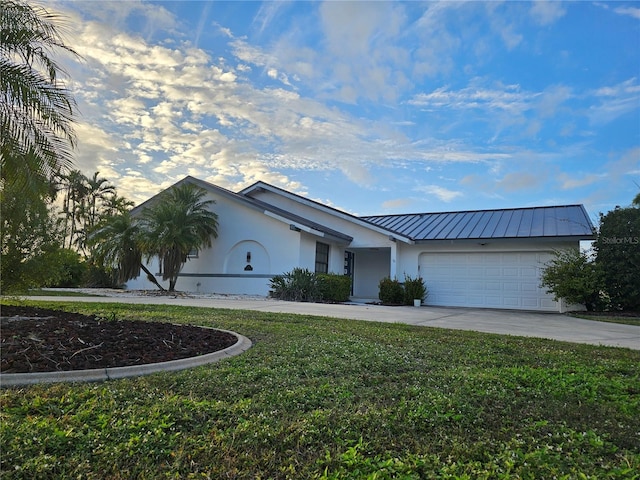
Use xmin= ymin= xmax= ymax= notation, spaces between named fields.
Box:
xmin=86 ymin=172 xmax=116 ymax=228
xmin=89 ymin=212 xmax=165 ymax=291
xmin=139 ymin=183 xmax=219 ymax=291
xmin=60 ymin=169 xmax=88 ymax=249
xmin=0 ymin=0 xmax=79 ymax=198
xmin=102 ymin=193 xmax=134 ymax=217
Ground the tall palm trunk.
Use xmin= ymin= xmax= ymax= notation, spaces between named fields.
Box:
xmin=140 ymin=264 xmax=166 ymax=291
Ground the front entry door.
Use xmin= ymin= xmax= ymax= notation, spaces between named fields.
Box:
xmin=344 ymin=251 xmax=355 ymax=295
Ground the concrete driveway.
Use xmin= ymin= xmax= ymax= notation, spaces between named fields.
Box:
xmin=14 ymin=291 xmax=640 ymax=350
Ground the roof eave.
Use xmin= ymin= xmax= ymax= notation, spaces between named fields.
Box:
xmin=413 ymin=234 xmax=595 ymax=244
xmin=242 ymin=181 xmax=415 ymax=243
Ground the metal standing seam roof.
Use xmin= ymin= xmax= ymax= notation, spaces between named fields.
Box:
xmin=133 ymin=177 xmax=594 ymax=243
xmin=361 ymin=205 xmax=595 ymax=241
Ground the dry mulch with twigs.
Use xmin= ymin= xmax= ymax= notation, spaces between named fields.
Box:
xmin=0 ymin=305 xmax=238 ymax=374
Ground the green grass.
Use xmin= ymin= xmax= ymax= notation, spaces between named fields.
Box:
xmin=1 ymin=300 xmax=639 ymax=479
xmin=570 ymin=313 xmax=640 ymax=327
xmin=1 ymin=289 xmax=99 ymax=298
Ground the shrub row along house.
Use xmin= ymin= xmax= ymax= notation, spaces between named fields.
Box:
xmin=127 ymin=176 xmax=595 ymax=312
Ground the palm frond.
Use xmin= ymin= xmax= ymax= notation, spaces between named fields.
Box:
xmin=0 ymin=0 xmax=79 ymax=196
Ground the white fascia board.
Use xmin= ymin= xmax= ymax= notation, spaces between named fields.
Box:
xmin=262 ymin=210 xmax=325 ymax=237
xmin=244 ymin=182 xmax=414 ymax=244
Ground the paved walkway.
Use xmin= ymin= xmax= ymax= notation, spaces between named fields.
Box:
xmin=12 ymin=290 xmax=640 ymax=350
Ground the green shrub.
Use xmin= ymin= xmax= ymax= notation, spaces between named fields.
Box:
xmin=378 ymin=277 xmax=404 ymax=305
xmin=541 ymin=249 xmax=603 ymax=311
xmin=41 ymin=248 xmax=88 ymax=287
xmin=269 ymin=268 xmax=322 ymax=302
xmin=318 ymin=273 xmax=352 ymax=302
xmin=83 ymin=262 xmax=121 ymax=288
xmin=594 ymin=205 xmax=640 ymax=310
xmin=403 ymin=275 xmax=427 ymax=305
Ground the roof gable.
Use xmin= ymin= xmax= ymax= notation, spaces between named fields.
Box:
xmin=362 ymin=205 xmax=595 ymax=241
xmin=132 ymin=176 xmax=354 ymax=244
xmin=240 ymin=180 xmax=414 ymax=242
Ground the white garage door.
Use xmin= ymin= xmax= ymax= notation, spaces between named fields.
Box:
xmin=419 ymin=252 xmax=558 ymax=311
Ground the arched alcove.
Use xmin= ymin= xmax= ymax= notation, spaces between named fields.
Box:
xmin=223 ymin=240 xmax=270 ymax=274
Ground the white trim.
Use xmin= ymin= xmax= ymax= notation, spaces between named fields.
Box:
xmin=263 ymin=210 xmax=326 ymax=237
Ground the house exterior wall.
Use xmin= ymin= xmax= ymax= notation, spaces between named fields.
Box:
xmin=127 ymin=189 xmax=304 ymax=295
xmin=249 ymin=189 xmax=395 ymax=249
xmin=127 ymin=178 xmax=588 ymax=311
xmin=126 ymin=185 xmax=383 ymax=296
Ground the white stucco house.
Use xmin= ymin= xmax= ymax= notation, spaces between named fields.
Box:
xmin=127 ymin=176 xmax=595 ymax=312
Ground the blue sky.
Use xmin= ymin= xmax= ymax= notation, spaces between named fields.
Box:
xmin=48 ymin=1 xmax=639 ymax=220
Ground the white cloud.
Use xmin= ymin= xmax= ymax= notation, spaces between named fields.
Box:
xmin=485 ymin=2 xmax=523 ymax=51
xmin=530 ymin=1 xmax=567 ymax=26
xmin=497 ymin=172 xmax=545 ymax=192
xmin=72 ymin=14 xmax=416 ymax=195
xmin=252 ymin=1 xmax=290 ymax=37
xmin=409 ymin=82 xmax=530 ymax=113
xmin=41 ymin=0 xmax=637 ymax=216
xmin=536 ymin=85 xmax=572 ymax=118
xmin=381 ymin=198 xmax=413 ymax=211
xmin=416 ymin=185 xmax=463 ymax=202
xmin=589 ymin=78 xmax=640 ymax=125
xmin=613 ymin=6 xmax=640 ymax=20
xmin=230 ymin=37 xmax=279 ymax=70
xmin=558 ymin=173 xmax=603 ymax=190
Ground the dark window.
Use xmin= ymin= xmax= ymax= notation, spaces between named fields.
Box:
xmin=315 ymin=242 xmax=329 ymax=273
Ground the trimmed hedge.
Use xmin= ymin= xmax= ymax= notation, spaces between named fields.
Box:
xmin=318 ymin=273 xmax=351 ymax=303
xmin=403 ymin=275 xmax=427 ymax=305
xmin=378 ymin=277 xmax=404 ymax=305
xmin=379 ymin=275 xmax=428 ymax=305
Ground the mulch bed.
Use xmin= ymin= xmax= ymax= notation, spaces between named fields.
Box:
xmin=0 ymin=305 xmax=238 ymax=374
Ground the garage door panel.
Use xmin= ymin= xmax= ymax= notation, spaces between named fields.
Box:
xmin=521 ymin=282 xmax=539 ymax=293
xmin=519 ymin=253 xmax=538 ymax=262
xmin=503 ymin=267 xmax=519 ymax=276
xmin=488 ymin=296 xmax=501 ymax=305
xmin=522 ymin=298 xmax=540 ymax=308
xmin=420 ymin=251 xmax=557 ymax=311
xmin=503 ymin=282 xmax=519 ymax=292
xmin=503 ymin=297 xmax=520 ymax=307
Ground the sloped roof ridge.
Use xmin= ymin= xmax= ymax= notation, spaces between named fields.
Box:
xmin=241 ymin=180 xmax=416 ymax=240
xmin=361 ymin=204 xmax=594 ymax=240
xmin=361 ymin=203 xmax=586 ymax=219
xmin=241 ymin=180 xmax=365 ymax=220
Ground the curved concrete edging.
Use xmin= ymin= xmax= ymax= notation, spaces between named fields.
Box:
xmin=0 ymin=328 xmax=252 ymax=387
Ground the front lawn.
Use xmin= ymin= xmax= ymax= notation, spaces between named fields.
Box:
xmin=570 ymin=312 xmax=640 ymax=327
xmin=3 ymin=288 xmax=98 ymax=297
xmin=1 ymin=300 xmax=638 ymax=479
